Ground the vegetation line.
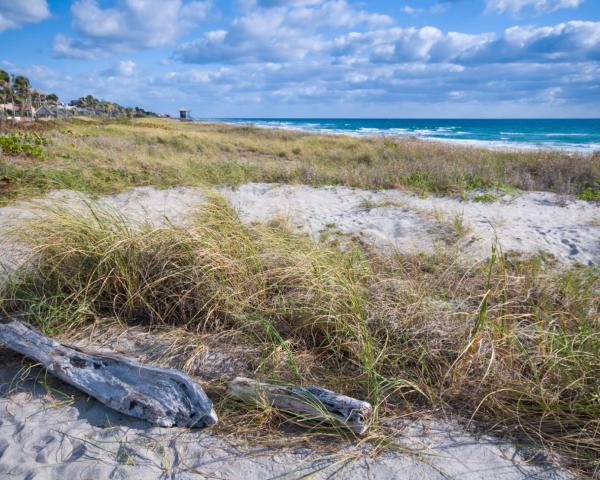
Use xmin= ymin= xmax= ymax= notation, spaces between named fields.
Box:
xmin=0 ymin=117 xmax=599 ymax=203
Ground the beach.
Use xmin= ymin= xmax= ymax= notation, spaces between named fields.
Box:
xmin=0 ymin=331 xmax=573 ymax=480
xmin=0 ymin=180 xmax=598 ymax=478
xmin=211 ymin=118 xmax=600 ymax=154
xmin=3 ymin=0 xmax=600 ymax=476
xmin=0 ymin=119 xmax=599 ymax=479
xmin=0 ymin=0 xmax=600 ymax=474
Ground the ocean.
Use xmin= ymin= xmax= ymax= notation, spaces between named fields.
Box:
xmin=206 ymin=118 xmax=600 ymax=153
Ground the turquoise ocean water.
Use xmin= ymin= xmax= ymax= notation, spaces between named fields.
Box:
xmin=207 ymin=118 xmax=600 ymax=153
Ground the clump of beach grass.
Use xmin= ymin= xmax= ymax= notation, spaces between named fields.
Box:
xmin=0 ymin=197 xmax=598 ymax=475
xmin=1 ymin=118 xmax=598 ymax=203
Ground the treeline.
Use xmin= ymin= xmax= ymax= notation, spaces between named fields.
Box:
xmin=68 ymin=95 xmax=161 ymax=118
xmin=0 ymin=70 xmax=162 ymax=119
xmin=0 ymin=70 xmax=56 ymax=116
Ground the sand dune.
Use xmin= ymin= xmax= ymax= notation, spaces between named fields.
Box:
xmin=218 ymin=183 xmax=599 ymax=266
xmin=3 ymin=183 xmax=597 ymax=273
xmin=0 ymin=184 xmax=597 ymax=479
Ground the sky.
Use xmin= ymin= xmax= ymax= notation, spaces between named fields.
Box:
xmin=0 ymin=0 xmax=599 ymax=118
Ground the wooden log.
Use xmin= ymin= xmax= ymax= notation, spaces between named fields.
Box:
xmin=227 ymin=377 xmax=372 ymax=435
xmin=0 ymin=320 xmax=217 ymax=428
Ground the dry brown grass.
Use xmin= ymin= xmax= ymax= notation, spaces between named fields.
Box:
xmin=1 ymin=198 xmax=598 ymax=475
xmin=1 ymin=117 xmax=598 ymax=203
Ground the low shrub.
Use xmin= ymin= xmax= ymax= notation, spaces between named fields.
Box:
xmin=0 ymin=132 xmax=48 ymax=157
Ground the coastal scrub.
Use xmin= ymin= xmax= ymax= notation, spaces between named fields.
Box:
xmin=1 ymin=118 xmax=598 ymax=203
xmin=1 ymin=198 xmax=598 ymax=475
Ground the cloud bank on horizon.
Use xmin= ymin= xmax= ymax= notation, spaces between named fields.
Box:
xmin=0 ymin=0 xmax=599 ymax=117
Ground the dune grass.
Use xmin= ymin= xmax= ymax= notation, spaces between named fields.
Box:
xmin=1 ymin=117 xmax=599 ymax=203
xmin=1 ymin=198 xmax=598 ymax=475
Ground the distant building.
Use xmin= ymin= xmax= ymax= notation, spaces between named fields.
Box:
xmin=1 ymin=103 xmax=34 ymax=120
xmin=35 ymin=104 xmax=79 ymax=119
xmin=74 ymin=107 xmax=94 ymax=116
xmin=179 ymin=109 xmax=191 ymax=120
xmin=0 ymin=103 xmax=13 ymax=116
xmin=35 ymin=106 xmax=58 ymax=118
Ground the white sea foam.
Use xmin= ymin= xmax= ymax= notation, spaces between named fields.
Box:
xmin=203 ymin=119 xmax=600 ymax=154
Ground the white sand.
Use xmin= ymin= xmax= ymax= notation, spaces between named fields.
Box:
xmin=218 ymin=183 xmax=599 ymax=266
xmin=2 ymin=183 xmax=597 ymax=276
xmin=0 ymin=328 xmax=573 ymax=480
xmin=1 ymin=183 xmax=597 ymax=479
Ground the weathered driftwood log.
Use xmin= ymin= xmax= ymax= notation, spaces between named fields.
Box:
xmin=0 ymin=320 xmax=217 ymax=428
xmin=227 ymin=377 xmax=372 ymax=435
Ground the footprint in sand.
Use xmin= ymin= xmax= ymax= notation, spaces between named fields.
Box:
xmin=561 ymin=238 xmax=579 ymax=256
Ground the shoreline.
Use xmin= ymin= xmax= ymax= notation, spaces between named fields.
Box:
xmin=200 ymin=118 xmax=600 ymax=154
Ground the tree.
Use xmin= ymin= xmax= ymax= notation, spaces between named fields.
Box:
xmin=46 ymin=93 xmax=59 ymax=104
xmin=0 ymin=70 xmax=10 ymax=121
xmin=81 ymin=95 xmax=97 ymax=115
xmin=13 ymin=75 xmax=31 ymax=118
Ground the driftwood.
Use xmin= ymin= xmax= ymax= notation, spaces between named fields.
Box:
xmin=227 ymin=377 xmax=372 ymax=435
xmin=0 ymin=320 xmax=218 ymax=428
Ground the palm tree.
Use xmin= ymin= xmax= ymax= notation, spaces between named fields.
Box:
xmin=0 ymin=69 xmax=10 ymax=121
xmin=13 ymin=75 xmax=31 ymax=118
xmin=32 ymin=90 xmax=42 ymax=112
xmin=7 ymin=74 xmax=17 ymax=119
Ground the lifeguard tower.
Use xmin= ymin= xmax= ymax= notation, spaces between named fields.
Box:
xmin=179 ymin=109 xmax=191 ymax=121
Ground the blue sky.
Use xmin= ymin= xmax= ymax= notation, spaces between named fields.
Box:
xmin=0 ymin=0 xmax=599 ymax=117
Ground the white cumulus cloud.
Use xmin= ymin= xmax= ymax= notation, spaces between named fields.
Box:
xmin=176 ymin=0 xmax=392 ymax=64
xmin=8 ymin=0 xmax=596 ymax=117
xmin=485 ymin=0 xmax=583 ymax=15
xmin=333 ymin=20 xmax=600 ymax=65
xmin=54 ymin=0 xmax=211 ymax=59
xmin=101 ymin=59 xmax=138 ymax=77
xmin=117 ymin=59 xmax=136 ymax=76
xmin=53 ymin=34 xmax=105 ymax=60
xmin=0 ymin=0 xmax=50 ymax=32
xmin=467 ymin=21 xmax=600 ymax=63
